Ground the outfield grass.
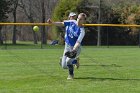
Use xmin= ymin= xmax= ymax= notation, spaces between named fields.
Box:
xmin=0 ymin=46 xmax=140 ymax=93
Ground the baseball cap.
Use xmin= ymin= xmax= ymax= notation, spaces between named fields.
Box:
xmin=69 ymin=12 xmax=77 ymax=17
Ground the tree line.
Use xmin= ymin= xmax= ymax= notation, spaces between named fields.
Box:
xmin=52 ymin=0 xmax=140 ymax=45
xmin=1 ymin=0 xmax=140 ymax=45
xmin=0 ymin=0 xmax=58 ymax=45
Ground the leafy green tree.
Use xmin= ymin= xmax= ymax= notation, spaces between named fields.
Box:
xmin=51 ymin=0 xmax=82 ymax=41
xmin=51 ymin=0 xmax=140 ymax=45
xmin=53 ymin=0 xmax=81 ymax=21
xmin=110 ymin=1 xmax=140 ymax=45
xmin=10 ymin=0 xmax=19 ymax=44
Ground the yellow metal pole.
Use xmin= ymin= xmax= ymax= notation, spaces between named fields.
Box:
xmin=83 ymin=24 xmax=140 ymax=27
xmin=0 ymin=23 xmax=52 ymax=26
xmin=0 ymin=23 xmax=140 ymax=27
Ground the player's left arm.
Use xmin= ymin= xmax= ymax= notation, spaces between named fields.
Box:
xmin=73 ymin=28 xmax=85 ymax=51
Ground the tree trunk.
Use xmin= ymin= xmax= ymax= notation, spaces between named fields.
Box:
xmin=0 ymin=26 xmax=3 ymax=45
xmin=12 ymin=0 xmax=19 ymax=45
xmin=20 ymin=0 xmax=38 ymax=44
xmin=41 ymin=0 xmax=47 ymax=44
xmin=12 ymin=10 xmax=17 ymax=44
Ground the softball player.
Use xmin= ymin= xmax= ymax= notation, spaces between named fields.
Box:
xmin=64 ymin=12 xmax=79 ymax=67
xmin=47 ymin=13 xmax=87 ymax=80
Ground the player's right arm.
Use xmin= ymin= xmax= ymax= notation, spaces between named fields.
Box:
xmin=47 ymin=18 xmax=72 ymax=27
xmin=53 ymin=22 xmax=64 ymax=26
xmin=47 ymin=18 xmax=64 ymax=26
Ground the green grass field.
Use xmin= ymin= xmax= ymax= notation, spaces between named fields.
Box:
xmin=0 ymin=46 xmax=140 ymax=93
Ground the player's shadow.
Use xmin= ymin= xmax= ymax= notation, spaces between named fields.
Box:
xmin=81 ymin=64 xmax=122 ymax=67
xmin=75 ymin=77 xmax=140 ymax=81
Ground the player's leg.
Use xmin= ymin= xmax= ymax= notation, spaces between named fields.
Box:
xmin=60 ymin=45 xmax=74 ymax=79
xmin=74 ymin=57 xmax=80 ymax=69
xmin=61 ymin=55 xmax=68 ymax=69
xmin=66 ymin=57 xmax=75 ymax=79
xmin=72 ymin=46 xmax=81 ymax=69
xmin=61 ymin=43 xmax=71 ymax=69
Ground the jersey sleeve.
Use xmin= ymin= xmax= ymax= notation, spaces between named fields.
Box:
xmin=77 ymin=27 xmax=85 ymax=43
xmin=64 ymin=20 xmax=70 ymax=26
xmin=64 ymin=20 xmax=77 ymax=27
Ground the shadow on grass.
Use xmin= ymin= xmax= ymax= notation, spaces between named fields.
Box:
xmin=2 ymin=43 xmax=34 ymax=46
xmin=0 ymin=43 xmax=64 ymax=49
xmin=75 ymin=77 xmax=140 ymax=81
xmin=81 ymin=64 xmax=122 ymax=67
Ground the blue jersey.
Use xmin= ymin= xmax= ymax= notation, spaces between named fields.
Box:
xmin=64 ymin=20 xmax=82 ymax=46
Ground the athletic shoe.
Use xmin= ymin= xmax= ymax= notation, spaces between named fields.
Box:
xmin=67 ymin=75 xmax=74 ymax=80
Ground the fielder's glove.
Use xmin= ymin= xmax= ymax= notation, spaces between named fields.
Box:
xmin=65 ymin=50 xmax=77 ymax=58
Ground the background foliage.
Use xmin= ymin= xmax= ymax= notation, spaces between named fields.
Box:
xmin=1 ymin=0 xmax=140 ymax=45
xmin=51 ymin=0 xmax=140 ymax=45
